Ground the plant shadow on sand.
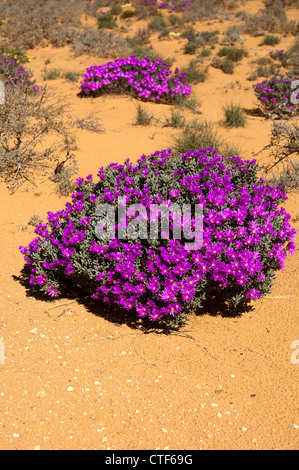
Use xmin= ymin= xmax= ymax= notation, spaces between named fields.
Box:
xmin=14 ymin=265 xmax=253 ymax=333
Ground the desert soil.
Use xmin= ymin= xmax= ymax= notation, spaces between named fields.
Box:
xmin=0 ymin=0 xmax=298 ymax=450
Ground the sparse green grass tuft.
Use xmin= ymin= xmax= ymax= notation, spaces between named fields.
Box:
xmin=222 ymin=103 xmax=247 ymax=128
xmin=63 ymin=71 xmax=81 ymax=82
xmin=181 ymin=60 xmax=208 ymax=84
xmin=259 ymin=34 xmax=281 ymax=46
xmin=43 ymin=68 xmax=61 ymax=81
xmin=163 ymin=110 xmax=186 ymax=129
xmin=134 ymin=104 xmax=154 ymax=126
xmin=172 ymin=119 xmax=240 ymax=158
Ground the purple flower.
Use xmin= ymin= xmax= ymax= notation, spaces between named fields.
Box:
xmin=169 ymin=189 xmax=180 ymax=199
xmin=80 ymin=216 xmax=91 ymax=226
xmin=19 ymin=245 xmax=27 ymax=255
xmin=36 ymin=274 xmax=47 ymax=285
xmin=160 ymin=286 xmax=176 ymax=302
xmin=246 ymin=289 xmax=261 ymax=300
xmin=136 ymin=303 xmax=148 ymax=318
xmin=47 ymin=286 xmax=59 ymax=298
xmin=65 ymin=263 xmax=75 ymax=275
xmin=147 ymin=276 xmax=160 ymax=293
xmin=61 ymin=247 xmax=74 ymax=259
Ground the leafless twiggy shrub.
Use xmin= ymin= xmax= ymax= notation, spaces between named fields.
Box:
xmin=0 ymin=84 xmax=77 ymax=192
xmin=50 ymin=151 xmax=79 ymax=197
xmin=267 ymin=159 xmax=299 ymax=192
xmin=74 ymin=112 xmax=104 ymax=133
xmin=255 ymin=120 xmax=299 ymax=191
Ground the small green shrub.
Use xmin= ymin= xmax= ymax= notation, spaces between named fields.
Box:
xmin=218 ymin=47 xmax=248 ymax=62
xmin=43 ymin=68 xmax=61 ymax=81
xmin=97 ymin=12 xmax=117 ymax=30
xmin=212 ymin=57 xmax=234 ymax=74
xmin=148 ymin=16 xmax=167 ymax=32
xmin=63 ymin=71 xmax=81 ymax=82
xmin=259 ymin=34 xmax=281 ymax=46
xmin=247 ymin=58 xmax=279 ymax=81
xmin=199 ymin=48 xmax=212 ymax=57
xmin=181 ymin=60 xmax=208 ymax=84
xmin=222 ymin=103 xmax=247 ymax=128
xmin=183 ymin=30 xmax=219 ymax=55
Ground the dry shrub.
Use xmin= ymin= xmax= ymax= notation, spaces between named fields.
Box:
xmin=70 ymin=28 xmax=130 ymax=58
xmin=256 ymin=120 xmax=299 ymax=192
xmin=0 ymin=84 xmax=77 ymax=192
xmin=267 ymin=159 xmax=299 ymax=193
xmin=0 ymin=0 xmax=129 ymax=57
xmin=242 ymin=4 xmax=298 ymax=36
xmin=0 ymin=0 xmax=86 ymax=49
xmin=50 ymin=151 xmax=79 ymax=197
xmin=185 ymin=0 xmax=239 ymax=20
xmin=74 ymin=112 xmax=103 ymax=133
xmin=264 ymin=0 xmax=299 ymax=7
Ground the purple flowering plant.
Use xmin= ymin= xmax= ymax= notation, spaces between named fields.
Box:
xmin=253 ymin=72 xmax=299 ymax=118
xmin=0 ymin=54 xmax=41 ymax=92
xmin=79 ymin=56 xmax=191 ymax=103
xmin=19 ymin=148 xmax=296 ymax=327
xmin=0 ymin=54 xmax=40 ymax=91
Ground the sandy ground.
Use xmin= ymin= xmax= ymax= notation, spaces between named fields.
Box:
xmin=0 ymin=0 xmax=298 ymax=450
